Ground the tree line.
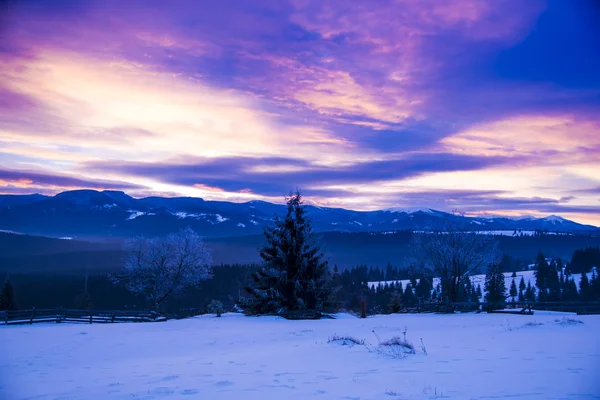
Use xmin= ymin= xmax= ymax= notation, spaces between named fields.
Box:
xmin=2 ymin=192 xmax=599 ymax=316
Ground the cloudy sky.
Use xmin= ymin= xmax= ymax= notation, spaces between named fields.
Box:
xmin=1 ymin=0 xmax=599 ymax=224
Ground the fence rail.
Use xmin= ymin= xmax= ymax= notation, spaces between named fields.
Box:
xmin=0 ymin=308 xmax=166 ymax=325
xmin=2 ymin=300 xmax=600 ymax=325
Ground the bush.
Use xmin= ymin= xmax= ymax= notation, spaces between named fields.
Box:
xmin=207 ymin=300 xmax=225 ymax=317
xmin=327 ymin=334 xmax=365 ymax=347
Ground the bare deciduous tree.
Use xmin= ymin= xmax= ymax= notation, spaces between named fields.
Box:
xmin=414 ymin=225 xmax=499 ymax=303
xmin=111 ymin=227 xmax=213 ymax=310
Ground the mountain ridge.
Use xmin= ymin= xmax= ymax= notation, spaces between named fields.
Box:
xmin=0 ymin=189 xmax=597 ymax=239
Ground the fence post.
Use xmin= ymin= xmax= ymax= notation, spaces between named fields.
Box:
xmin=89 ymin=313 xmax=93 ymax=324
xmin=3 ymin=311 xmax=7 ymax=325
xmin=30 ymin=307 xmax=35 ymax=324
xmin=56 ymin=307 xmax=60 ymax=323
xmin=111 ymin=312 xmax=115 ymax=323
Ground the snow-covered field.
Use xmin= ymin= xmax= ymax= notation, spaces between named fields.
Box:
xmin=1 ymin=312 xmax=599 ymax=399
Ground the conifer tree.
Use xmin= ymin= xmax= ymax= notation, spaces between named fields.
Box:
xmin=547 ymin=262 xmax=561 ymax=301
xmin=509 ymin=279 xmax=517 ymax=303
xmin=534 ymin=252 xmax=550 ymax=302
xmin=591 ymin=270 xmax=600 ymax=300
xmin=475 ymin=284 xmax=483 ymax=301
xmin=484 ymin=263 xmax=506 ymax=310
xmin=245 ymin=191 xmax=332 ymax=314
xmin=519 ymin=276 xmax=526 ymax=292
xmin=518 ymin=276 xmax=526 ymax=301
xmin=563 ymin=278 xmax=580 ymax=301
xmin=0 ymin=276 xmax=18 ymax=311
xmin=403 ymin=283 xmax=416 ymax=307
xmin=580 ymin=272 xmax=592 ymax=301
xmin=388 ymin=290 xmax=403 ymax=313
xmin=525 ymin=281 xmax=536 ymax=302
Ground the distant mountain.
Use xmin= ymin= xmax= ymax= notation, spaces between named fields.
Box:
xmin=0 ymin=190 xmax=597 ymax=239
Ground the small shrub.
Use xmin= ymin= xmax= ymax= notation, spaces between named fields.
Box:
xmin=385 ymin=390 xmax=400 ymax=396
xmin=380 ymin=336 xmax=416 ymax=353
xmin=207 ymin=300 xmax=225 ymax=317
xmin=522 ymin=320 xmax=543 ymax=328
xmin=327 ymin=334 xmax=365 ymax=347
xmin=555 ymin=316 xmax=583 ymax=326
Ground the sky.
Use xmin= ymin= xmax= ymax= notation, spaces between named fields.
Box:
xmin=1 ymin=0 xmax=599 ymax=225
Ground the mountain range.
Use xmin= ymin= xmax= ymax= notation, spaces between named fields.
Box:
xmin=0 ymin=190 xmax=597 ymax=240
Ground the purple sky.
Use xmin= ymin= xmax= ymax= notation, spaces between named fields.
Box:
xmin=1 ymin=0 xmax=599 ymax=224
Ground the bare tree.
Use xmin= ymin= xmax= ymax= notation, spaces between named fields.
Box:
xmin=414 ymin=224 xmax=499 ymax=303
xmin=112 ymin=227 xmax=213 ymax=310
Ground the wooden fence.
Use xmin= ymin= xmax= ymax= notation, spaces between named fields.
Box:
xmin=2 ymin=301 xmax=599 ymax=325
xmin=402 ymin=300 xmax=600 ymax=315
xmin=0 ymin=308 xmax=167 ymax=325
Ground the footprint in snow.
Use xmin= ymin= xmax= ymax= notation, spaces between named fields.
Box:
xmin=214 ymin=380 xmax=234 ymax=387
xmin=180 ymin=389 xmax=199 ymax=395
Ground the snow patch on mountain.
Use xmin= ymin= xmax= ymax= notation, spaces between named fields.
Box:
xmin=173 ymin=212 xmax=206 ymax=219
xmin=127 ymin=211 xmax=146 ymax=220
xmin=215 ymin=214 xmax=228 ymax=223
xmin=385 ymin=207 xmax=435 ymax=214
xmin=237 ymin=223 xmax=246 ymax=228
xmin=542 ymin=215 xmax=567 ymax=223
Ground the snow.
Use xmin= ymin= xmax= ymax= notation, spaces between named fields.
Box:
xmin=103 ymin=203 xmax=118 ymax=209
xmin=385 ymin=207 xmax=435 ymax=214
xmin=542 ymin=215 xmax=566 ymax=224
xmin=1 ymin=313 xmax=599 ymax=399
xmin=353 ymin=221 xmax=363 ymax=226
xmin=59 ymin=237 xmax=73 ymax=240
xmin=250 ymin=220 xmax=259 ymax=226
xmin=127 ymin=211 xmax=146 ymax=220
xmin=237 ymin=223 xmax=246 ymax=228
xmin=215 ymin=214 xmax=229 ymax=223
xmin=127 ymin=211 xmax=157 ymax=220
xmin=172 ymin=212 xmax=206 ymax=219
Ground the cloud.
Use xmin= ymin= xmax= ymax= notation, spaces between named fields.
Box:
xmin=0 ymin=0 xmax=599 ymax=224
xmin=83 ymin=152 xmax=512 ymax=196
xmin=0 ymin=168 xmax=146 ymax=193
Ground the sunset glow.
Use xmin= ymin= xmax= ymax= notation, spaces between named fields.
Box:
xmin=1 ymin=0 xmax=599 ymax=225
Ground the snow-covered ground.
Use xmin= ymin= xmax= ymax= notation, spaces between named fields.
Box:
xmin=1 ymin=312 xmax=599 ymax=399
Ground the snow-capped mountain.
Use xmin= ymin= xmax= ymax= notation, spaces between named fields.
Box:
xmin=0 ymin=190 xmax=597 ymax=239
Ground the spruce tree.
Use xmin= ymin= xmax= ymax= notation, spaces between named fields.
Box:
xmin=509 ymin=279 xmax=517 ymax=303
xmin=519 ymin=276 xmax=526 ymax=292
xmin=547 ymin=263 xmax=561 ymax=301
xmin=534 ymin=252 xmax=549 ymax=302
xmin=525 ymin=281 xmax=536 ymax=302
xmin=0 ymin=277 xmax=18 ymax=311
xmin=563 ymin=278 xmax=580 ymax=301
xmin=245 ymin=191 xmax=332 ymax=314
xmin=403 ymin=283 xmax=416 ymax=307
xmin=475 ymin=284 xmax=483 ymax=301
xmin=580 ymin=272 xmax=592 ymax=301
xmin=388 ymin=290 xmax=403 ymax=313
xmin=591 ymin=270 xmax=600 ymax=300
xmin=518 ymin=276 xmax=526 ymax=301
xmin=484 ymin=263 xmax=506 ymax=310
